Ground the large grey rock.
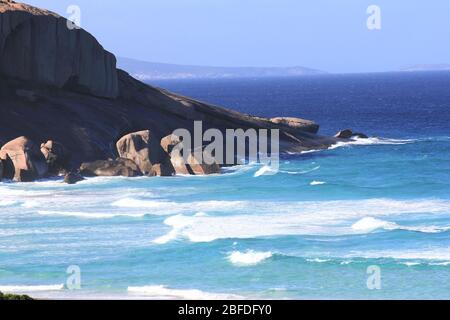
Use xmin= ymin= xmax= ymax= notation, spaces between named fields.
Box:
xmin=0 ymin=136 xmax=48 ymax=182
xmin=270 ymin=117 xmax=319 ymax=134
xmin=117 ymin=130 xmax=175 ymax=176
xmin=63 ymin=172 xmax=84 ymax=184
xmin=335 ymin=129 xmax=369 ymax=139
xmin=164 ymin=134 xmax=221 ymax=175
xmin=79 ymin=158 xmax=142 ymax=177
xmin=0 ymin=1 xmax=118 ymax=98
xmin=335 ymin=129 xmax=354 ymax=139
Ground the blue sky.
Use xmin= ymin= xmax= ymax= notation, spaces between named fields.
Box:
xmin=26 ymin=0 xmax=450 ymax=73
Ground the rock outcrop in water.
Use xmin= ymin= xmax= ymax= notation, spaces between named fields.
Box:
xmin=270 ymin=117 xmax=319 ymax=134
xmin=164 ymin=133 xmax=221 ymax=175
xmin=0 ymin=1 xmax=359 ymax=183
xmin=116 ymin=130 xmax=175 ymax=177
xmin=0 ymin=136 xmax=47 ymax=181
xmin=335 ymin=129 xmax=368 ymax=140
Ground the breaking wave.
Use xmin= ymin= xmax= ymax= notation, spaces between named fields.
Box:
xmin=152 ymin=198 xmax=450 ymax=243
xmin=352 ymin=217 xmax=450 ymax=234
xmin=227 ymin=250 xmax=273 ymax=266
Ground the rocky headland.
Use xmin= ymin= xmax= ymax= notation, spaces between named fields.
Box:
xmin=0 ymin=0 xmax=364 ymax=183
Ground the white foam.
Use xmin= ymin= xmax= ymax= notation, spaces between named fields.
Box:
xmin=329 ymin=137 xmax=415 ymax=150
xmin=0 ymin=186 xmax=52 ymax=197
xmin=113 ymin=198 xmax=246 ymax=213
xmin=38 ymin=210 xmax=147 ymax=219
xmin=21 ymin=200 xmax=40 ymax=208
xmin=112 ymin=198 xmax=169 ymax=209
xmin=0 ymin=200 xmax=19 ymax=207
xmin=306 ymin=258 xmax=331 ymax=263
xmin=284 ymin=137 xmax=416 ymax=155
xmin=401 ymin=262 xmax=421 ymax=267
xmin=153 ymin=228 xmax=182 ymax=244
xmin=310 ymin=181 xmax=326 ymax=186
xmin=194 ymin=212 xmax=208 ymax=217
xmin=254 ymin=165 xmax=276 ymax=177
xmin=300 ymin=149 xmax=321 ymax=154
xmin=352 ymin=217 xmax=397 ymax=233
xmin=429 ymin=261 xmax=450 ymax=266
xmin=228 ymin=250 xmax=273 ymax=266
xmin=0 ymin=284 xmax=64 ymax=293
xmin=280 ymin=166 xmax=321 ymax=175
xmin=154 ymin=199 xmax=450 ymax=243
xmin=127 ymin=285 xmax=243 ymax=300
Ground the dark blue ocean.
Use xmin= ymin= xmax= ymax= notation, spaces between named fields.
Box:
xmin=1 ymin=72 xmax=449 ymax=299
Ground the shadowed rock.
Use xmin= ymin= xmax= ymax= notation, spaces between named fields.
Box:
xmin=79 ymin=158 xmax=142 ymax=177
xmin=63 ymin=171 xmax=84 ymax=184
xmin=335 ymin=129 xmax=368 ymax=139
xmin=335 ymin=129 xmax=354 ymax=139
xmin=0 ymin=136 xmax=48 ymax=182
xmin=40 ymin=140 xmax=70 ymax=175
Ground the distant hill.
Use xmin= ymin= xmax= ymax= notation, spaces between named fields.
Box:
xmin=117 ymin=57 xmax=325 ymax=80
xmin=400 ymin=64 xmax=450 ymax=72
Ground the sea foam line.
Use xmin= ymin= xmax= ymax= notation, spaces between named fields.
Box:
xmin=37 ymin=211 xmax=148 ymax=219
xmin=348 ymin=248 xmax=450 ymax=262
xmin=0 ymin=284 xmax=64 ymax=293
xmin=329 ymin=137 xmax=416 ymax=150
xmin=127 ymin=285 xmax=243 ymax=300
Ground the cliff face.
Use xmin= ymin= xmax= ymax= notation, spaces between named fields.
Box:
xmin=0 ymin=0 xmax=118 ymax=98
xmin=0 ymin=1 xmax=338 ymax=170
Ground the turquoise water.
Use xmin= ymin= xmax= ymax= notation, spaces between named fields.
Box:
xmin=1 ymin=73 xmax=450 ymax=299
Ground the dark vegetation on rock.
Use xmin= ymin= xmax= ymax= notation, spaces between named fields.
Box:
xmin=0 ymin=291 xmax=33 ymax=300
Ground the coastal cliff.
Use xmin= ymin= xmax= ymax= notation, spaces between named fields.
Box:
xmin=0 ymin=0 xmax=347 ymax=181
